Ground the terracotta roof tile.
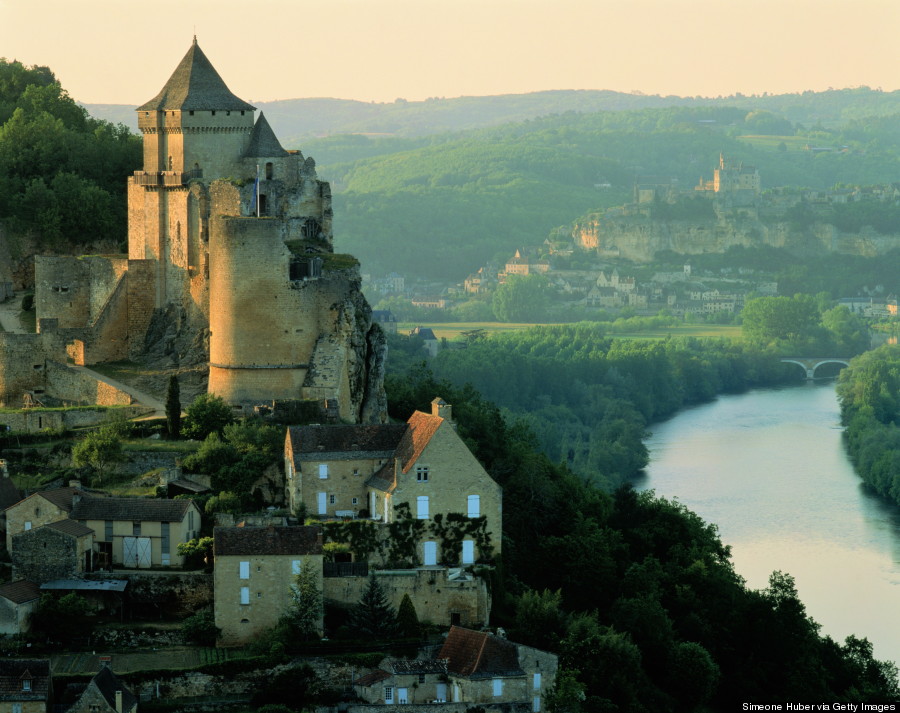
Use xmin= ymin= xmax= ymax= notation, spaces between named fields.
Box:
xmin=437 ymin=627 xmax=522 ymax=679
xmin=43 ymin=519 xmax=94 ymax=538
xmin=214 ymin=525 xmax=322 ymax=557
xmin=396 ymin=411 xmax=443 ymax=474
xmin=353 ymin=670 xmax=391 ymax=687
xmin=0 ymin=580 xmax=40 ymax=605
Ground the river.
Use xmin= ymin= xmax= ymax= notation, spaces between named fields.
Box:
xmin=635 ymin=381 xmax=900 ymax=665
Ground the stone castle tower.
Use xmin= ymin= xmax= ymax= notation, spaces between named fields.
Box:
xmin=21 ymin=40 xmax=387 ymax=423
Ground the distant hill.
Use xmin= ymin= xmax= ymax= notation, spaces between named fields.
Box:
xmin=82 ymin=86 xmax=900 ymax=146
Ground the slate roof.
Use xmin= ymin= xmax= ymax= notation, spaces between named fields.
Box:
xmin=90 ymin=666 xmax=137 ymax=713
xmin=0 ymin=659 xmax=50 ymax=701
xmin=389 ymin=658 xmax=448 ymax=675
xmin=69 ymin=496 xmax=194 ymax=523
xmin=137 ymin=39 xmax=256 ymax=112
xmin=395 ymin=411 xmax=443 ymax=474
xmin=214 ymin=525 xmax=323 ymax=557
xmin=286 ymin=424 xmax=406 ymax=461
xmin=43 ymin=519 xmax=94 ymax=538
xmin=365 ymin=462 xmax=396 ymax=494
xmin=353 ymin=669 xmax=391 ymax=687
xmin=438 ymin=627 xmax=523 ymax=679
xmin=244 ymin=112 xmax=288 ymax=158
xmin=0 ymin=580 xmax=40 ymax=605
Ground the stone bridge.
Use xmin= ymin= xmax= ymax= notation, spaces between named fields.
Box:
xmin=780 ymin=357 xmax=850 ymax=380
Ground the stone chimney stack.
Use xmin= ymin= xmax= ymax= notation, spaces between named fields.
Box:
xmin=116 ymin=690 xmax=123 ymax=713
xmin=431 ymin=397 xmax=452 ymax=423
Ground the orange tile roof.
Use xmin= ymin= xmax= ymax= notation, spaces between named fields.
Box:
xmin=396 ymin=411 xmax=443 ymax=474
xmin=437 ymin=626 xmax=522 ymax=678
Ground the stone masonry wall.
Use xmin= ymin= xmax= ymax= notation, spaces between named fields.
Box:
xmin=0 ymin=405 xmax=150 ymax=433
xmin=0 ymin=333 xmax=47 ymax=407
xmin=323 ymin=568 xmax=490 ymax=629
xmin=45 ymin=361 xmax=133 ymax=406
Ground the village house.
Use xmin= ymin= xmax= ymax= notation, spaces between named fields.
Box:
xmin=284 ymin=398 xmax=502 ymax=568
xmin=12 ymin=519 xmax=94 ymax=583
xmin=213 ymin=525 xmax=323 ymax=646
xmin=353 ymin=658 xmax=450 ymax=705
xmin=0 ymin=659 xmax=51 ymax=713
xmin=65 ymin=665 xmax=137 ymax=713
xmin=499 ymin=249 xmax=550 ymax=281
xmin=437 ymin=627 xmax=557 ymax=710
xmin=68 ymin=497 xmax=201 ymax=569
xmin=4 ymin=485 xmax=98 ymax=553
xmin=0 ymin=581 xmax=41 ymax=636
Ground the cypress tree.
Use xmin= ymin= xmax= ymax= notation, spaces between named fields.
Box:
xmin=396 ymin=592 xmax=421 ymax=638
xmin=166 ymin=375 xmax=181 ymax=440
xmin=348 ymin=574 xmax=398 ymax=639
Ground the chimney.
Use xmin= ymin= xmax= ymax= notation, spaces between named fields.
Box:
xmin=69 ymin=479 xmax=81 ymax=489
xmin=0 ymin=460 xmax=7 ymax=478
xmin=431 ymin=397 xmax=452 ymax=423
xmin=115 ymin=690 xmax=123 ymax=713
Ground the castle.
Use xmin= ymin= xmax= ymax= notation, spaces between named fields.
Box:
xmin=2 ymin=39 xmax=386 ymax=423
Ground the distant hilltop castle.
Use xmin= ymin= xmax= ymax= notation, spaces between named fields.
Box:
xmin=2 ymin=39 xmax=386 ymax=422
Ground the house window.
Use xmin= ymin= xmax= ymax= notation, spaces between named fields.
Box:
xmin=133 ymin=522 xmax=141 ymax=537
xmin=384 ymin=687 xmax=393 ymax=704
xmin=416 ymin=466 xmax=429 ymax=482
xmin=318 ymin=464 xmax=328 ymax=479
xmin=352 ymin=497 xmax=359 ymax=505
xmin=240 ymin=587 xmax=250 ymax=605
xmin=24 ymin=521 xmax=31 ymax=531
xmin=239 ymin=561 xmax=250 ymax=579
xmin=493 ymin=678 xmax=503 ymax=697
xmin=329 ymin=495 xmax=336 ymax=505
xmin=416 ymin=496 xmax=429 ymax=520
xmin=34 ymin=507 xmax=40 ymax=517
xmin=22 ymin=679 xmax=31 ymax=692
xmin=418 ymin=674 xmax=426 ymax=684
xmin=533 ymin=673 xmax=542 ymax=690
xmin=161 ymin=522 xmax=170 ymax=556
xmin=105 ymin=520 xmax=113 ymax=541
xmin=353 ymin=468 xmax=360 ymax=476
xmin=467 ymin=494 xmax=480 ymax=518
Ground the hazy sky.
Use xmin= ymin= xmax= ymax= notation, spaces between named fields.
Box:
xmin=2 ymin=0 xmax=898 ymax=105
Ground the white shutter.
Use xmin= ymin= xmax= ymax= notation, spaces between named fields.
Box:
xmin=240 ymin=587 xmax=250 ymax=605
xmin=416 ymin=495 xmax=429 ymax=519
xmin=462 ymin=540 xmax=475 ymax=564
xmin=467 ymin=494 xmax=480 ymax=518
xmin=239 ymin=561 xmax=250 ymax=579
xmin=423 ymin=541 xmax=437 ymax=566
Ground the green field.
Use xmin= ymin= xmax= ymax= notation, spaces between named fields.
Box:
xmin=399 ymin=321 xmax=742 ymax=341
xmin=735 ymin=134 xmax=816 ymax=151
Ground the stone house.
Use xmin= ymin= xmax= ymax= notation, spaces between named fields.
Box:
xmin=285 ymin=398 xmax=502 ymax=568
xmin=4 ymin=486 xmax=93 ymax=553
xmin=0 ymin=658 xmax=51 ymax=713
xmin=213 ymin=525 xmax=323 ymax=646
xmin=12 ymin=519 xmax=94 ymax=583
xmin=437 ymin=627 xmax=557 ymax=710
xmin=69 ymin=497 xmax=201 ymax=569
xmin=66 ymin=665 xmax=137 ymax=713
xmin=0 ymin=581 xmax=41 ymax=636
xmin=353 ymin=658 xmax=450 ymax=705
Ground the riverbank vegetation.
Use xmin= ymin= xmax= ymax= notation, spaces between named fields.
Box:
xmin=837 ymin=343 xmax=900 ymax=506
xmin=386 ymin=360 xmax=900 ymax=708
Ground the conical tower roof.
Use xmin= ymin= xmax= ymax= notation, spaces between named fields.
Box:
xmin=137 ymin=38 xmax=256 ymax=112
xmin=244 ymin=112 xmax=288 ymax=157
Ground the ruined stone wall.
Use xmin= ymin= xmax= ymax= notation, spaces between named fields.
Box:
xmin=12 ymin=527 xmax=89 ymax=583
xmin=0 ymin=595 xmax=37 ymax=636
xmin=45 ymin=361 xmax=133 ymax=406
xmin=323 ymin=568 xmax=490 ymax=629
xmin=126 ymin=259 xmax=158 ymax=358
xmin=34 ymin=255 xmax=91 ymax=328
xmin=80 ymin=274 xmax=130 ymax=364
xmin=0 ymin=405 xmax=150 ymax=433
xmin=0 ymin=333 xmax=47 ymax=408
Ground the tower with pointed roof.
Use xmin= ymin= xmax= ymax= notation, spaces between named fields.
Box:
xmin=25 ymin=39 xmax=386 ymax=423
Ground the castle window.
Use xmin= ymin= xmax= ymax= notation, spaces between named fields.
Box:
xmin=301 ymin=218 xmax=321 ymax=239
xmin=259 ymin=194 xmax=267 ymax=215
xmin=265 ymin=162 xmax=273 ymax=180
xmin=211 ymin=110 xmax=216 ymax=116
xmin=416 ymin=466 xmax=429 ymax=482
xmin=226 ymin=111 xmax=231 ymax=116
xmin=189 ymin=110 xmax=194 ymax=116
xmin=290 ymin=257 xmax=323 ymax=281
xmin=241 ymin=111 xmax=245 ymax=115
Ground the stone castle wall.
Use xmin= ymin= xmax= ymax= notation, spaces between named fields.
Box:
xmin=0 ymin=405 xmax=149 ymax=432
xmin=46 ymin=361 xmax=133 ymax=406
xmin=0 ymin=333 xmax=47 ymax=407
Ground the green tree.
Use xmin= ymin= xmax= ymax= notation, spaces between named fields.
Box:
xmin=284 ymin=560 xmax=323 ymax=641
xmin=176 ymin=536 xmax=214 ymax=570
xmin=183 ymin=393 xmax=234 ymax=440
xmin=30 ymin=592 xmax=92 ymax=644
xmin=492 ymin=274 xmax=554 ymax=322
xmin=514 ymin=588 xmax=567 ymax=652
xmin=546 ymin=669 xmax=586 ymax=713
xmin=348 ymin=575 xmax=398 ymax=639
xmin=166 ymin=375 xmax=181 ymax=439
xmin=181 ymin=608 xmax=220 ymax=645
xmin=396 ymin=592 xmax=421 ymax=638
xmin=741 ymin=294 xmax=822 ymax=349
xmin=71 ymin=426 xmax=124 ymax=485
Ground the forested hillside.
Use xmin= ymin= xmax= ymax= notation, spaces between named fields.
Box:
xmin=0 ymin=60 xmax=140 ymax=256
xmin=386 ymin=359 xmax=900 ymax=708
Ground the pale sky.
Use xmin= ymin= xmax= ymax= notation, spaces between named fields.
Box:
xmin=1 ymin=0 xmax=898 ymax=105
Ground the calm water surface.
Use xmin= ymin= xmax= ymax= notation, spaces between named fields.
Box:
xmin=636 ymin=381 xmax=900 ymax=665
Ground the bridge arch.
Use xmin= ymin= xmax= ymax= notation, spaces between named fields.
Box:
xmin=780 ymin=357 xmax=850 ymax=380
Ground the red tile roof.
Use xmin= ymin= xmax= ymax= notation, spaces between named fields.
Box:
xmin=438 ymin=626 xmax=523 ymax=679
xmin=353 ymin=669 xmax=391 ymax=687
xmin=396 ymin=411 xmax=443 ymax=474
